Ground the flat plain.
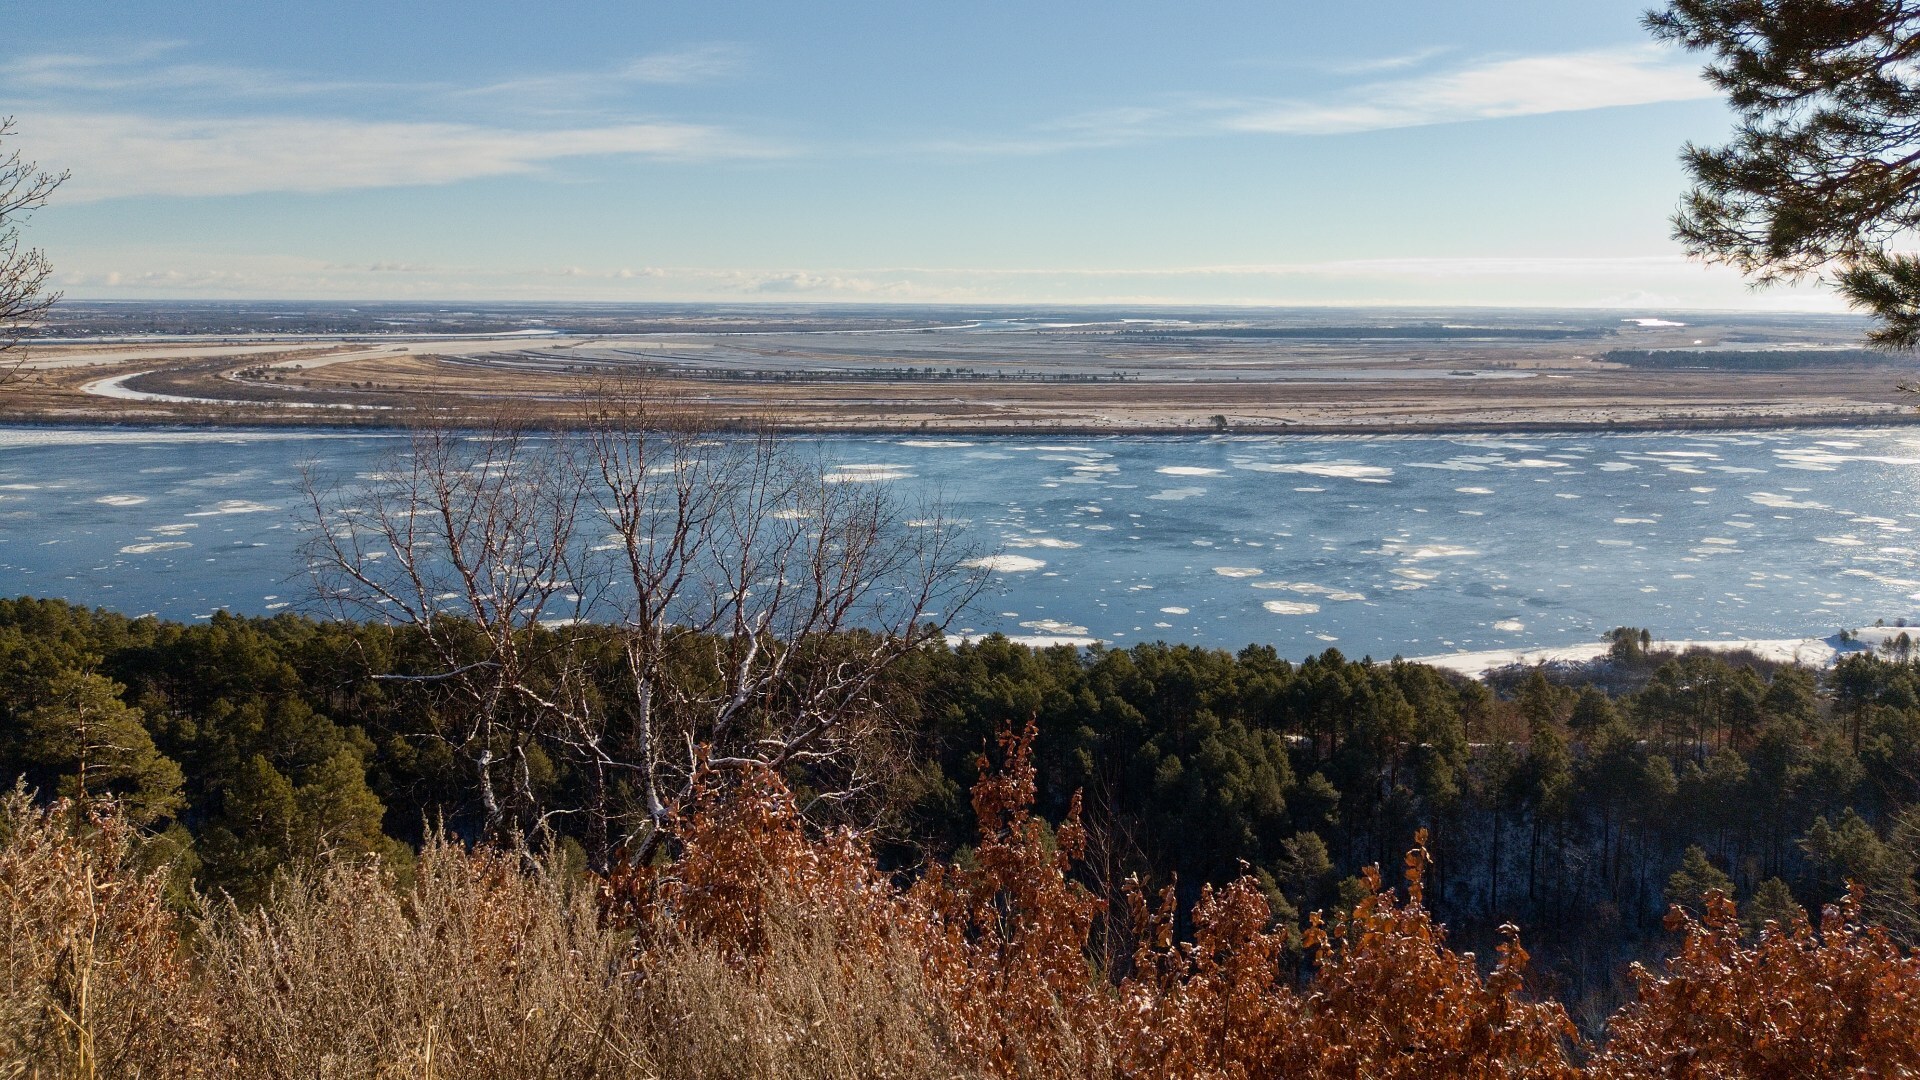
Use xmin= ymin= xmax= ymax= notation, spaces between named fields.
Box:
xmin=6 ymin=301 xmax=1912 ymax=432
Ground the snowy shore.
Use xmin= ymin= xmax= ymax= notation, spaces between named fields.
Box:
xmin=1410 ymin=625 xmax=1920 ymax=678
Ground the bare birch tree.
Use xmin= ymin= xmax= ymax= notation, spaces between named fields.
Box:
xmin=300 ymin=393 xmax=986 ymax=865
xmin=571 ymin=394 xmax=986 ymax=864
xmin=0 ymin=118 xmax=67 ymax=386
xmin=301 ymin=414 xmax=590 ymax=843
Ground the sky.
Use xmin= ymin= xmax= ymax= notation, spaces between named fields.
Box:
xmin=2 ymin=1 xmax=1847 ymax=309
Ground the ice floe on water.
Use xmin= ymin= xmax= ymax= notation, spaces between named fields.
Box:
xmin=1160 ymin=607 xmax=1190 ymax=615
xmin=1262 ymin=600 xmax=1320 ymax=615
xmin=1380 ymin=541 xmax=1479 ymax=560
xmin=1020 ymin=618 xmax=1089 ymax=635
xmin=94 ymin=495 xmax=148 ymax=506
xmin=966 ymin=554 xmax=1046 ymax=572
xmin=119 ymin=542 xmax=192 ymax=554
xmin=1253 ymin=581 xmax=1366 ymax=601
xmin=898 ymin=440 xmax=973 ymax=448
xmin=185 ymin=500 xmax=277 ymax=517
xmin=1158 ymin=466 xmax=1223 ymax=476
xmin=1212 ymin=566 xmax=1263 ymax=578
xmin=1146 ymin=487 xmax=1206 ymax=501
xmin=1493 ymin=619 xmax=1526 ymax=632
xmin=823 ymin=464 xmax=912 ymax=483
xmin=1747 ymin=491 xmax=1827 ymax=510
xmin=1235 ymin=461 xmax=1393 ymax=480
xmin=1456 ymin=487 xmax=1494 ymax=495
xmin=1005 ymin=536 xmax=1081 ymax=549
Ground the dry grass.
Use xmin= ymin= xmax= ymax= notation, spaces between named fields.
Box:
xmin=627 ymin=913 xmax=970 ymax=1080
xmin=0 ymin=791 xmax=975 ymax=1080
xmin=197 ymin=840 xmax=649 ymax=1079
xmin=0 ymin=791 xmax=213 ymax=1080
xmin=6 ymin=740 xmax=1919 ymax=1079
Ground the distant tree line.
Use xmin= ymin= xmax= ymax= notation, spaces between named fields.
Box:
xmin=1603 ymin=348 xmax=1897 ymax=370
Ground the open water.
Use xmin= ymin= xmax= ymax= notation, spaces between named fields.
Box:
xmin=3 ymin=424 xmax=1919 ymax=659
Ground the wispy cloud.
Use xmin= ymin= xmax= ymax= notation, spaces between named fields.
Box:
xmin=927 ymin=45 xmax=1714 ymax=156
xmin=2 ymin=40 xmax=775 ymax=199
xmin=1225 ymin=46 xmax=1713 ymax=134
xmin=1324 ymin=46 xmax=1453 ymax=76
xmin=622 ymin=44 xmax=749 ymax=84
xmin=0 ymin=42 xmax=405 ymax=98
xmin=4 ymin=41 xmax=749 ymax=103
xmin=26 ymin=113 xmax=780 ymax=200
xmin=455 ymin=44 xmax=752 ymax=107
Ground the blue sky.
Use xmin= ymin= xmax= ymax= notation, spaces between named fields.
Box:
xmin=4 ymin=1 xmax=1842 ymax=308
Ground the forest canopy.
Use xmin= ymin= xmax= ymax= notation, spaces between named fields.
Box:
xmin=4 ymin=596 xmax=1919 ymax=1011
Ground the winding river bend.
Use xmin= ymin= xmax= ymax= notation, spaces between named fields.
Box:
xmin=3 ymin=424 xmax=1918 ymax=660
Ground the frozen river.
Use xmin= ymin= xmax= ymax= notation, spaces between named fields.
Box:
xmin=3 ymin=424 xmax=1918 ymax=660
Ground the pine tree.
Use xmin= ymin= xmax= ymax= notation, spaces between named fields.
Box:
xmin=1665 ymin=844 xmax=1736 ymax=913
xmin=16 ymin=671 xmax=183 ymax=827
xmin=1648 ymin=1 xmax=1920 ymax=346
xmin=1743 ymin=876 xmax=1806 ymax=936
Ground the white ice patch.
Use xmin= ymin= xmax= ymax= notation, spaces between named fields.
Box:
xmin=184 ymin=500 xmax=277 ymax=517
xmin=94 ymin=495 xmax=148 ymax=506
xmin=823 ymin=464 xmax=912 ymax=483
xmin=1455 ymin=487 xmax=1495 ymax=495
xmin=1386 ymin=542 xmax=1479 ymax=560
xmin=1408 ymin=460 xmax=1492 ymax=472
xmin=1748 ymin=492 xmax=1827 ymax=510
xmin=1493 ymin=619 xmax=1526 ymax=632
xmin=1817 ymin=536 xmax=1868 ymax=546
xmin=1158 ymin=466 xmax=1224 ymax=477
xmin=1146 ymin=487 xmax=1207 ymax=501
xmin=1614 ymin=518 xmax=1657 ymax=525
xmin=1236 ymin=461 xmax=1393 ymax=480
xmin=1212 ymin=566 xmax=1263 ymax=578
xmin=1159 ymin=606 xmax=1190 ymax=615
xmin=898 ymin=440 xmax=973 ymax=448
xmin=965 ymin=554 xmax=1046 ymax=572
xmin=1020 ymin=618 xmax=1089 ymax=635
xmin=1261 ymin=600 xmax=1320 ymax=615
xmin=1253 ymin=581 xmax=1366 ymax=601
xmin=1005 ymin=536 xmax=1082 ymax=549
xmin=119 ymin=541 xmax=192 ymax=554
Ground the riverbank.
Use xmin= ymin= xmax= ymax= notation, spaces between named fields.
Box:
xmin=4 ymin=401 xmax=1918 ymax=437
xmin=1412 ymin=625 xmax=1920 ymax=677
